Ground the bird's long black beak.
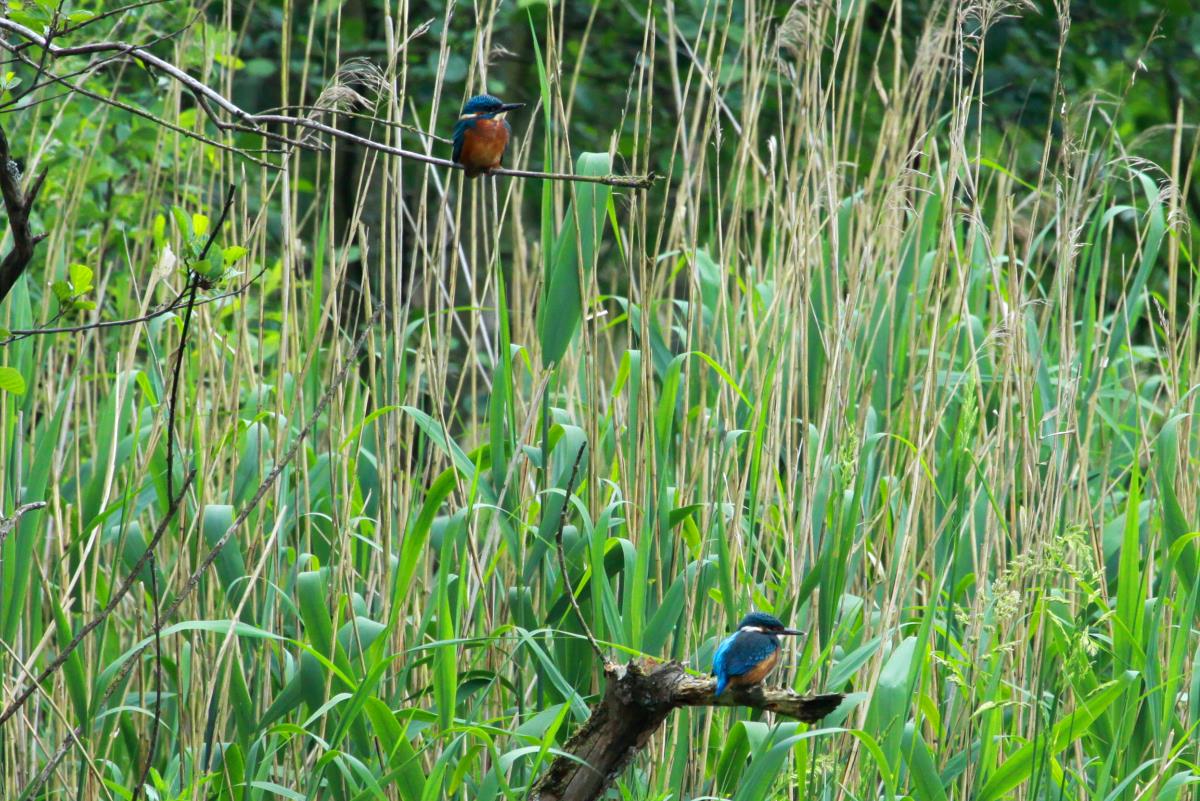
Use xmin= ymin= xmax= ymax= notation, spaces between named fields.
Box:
xmin=780 ymin=627 xmax=803 ymax=635
xmin=501 ymin=102 xmax=525 ymax=111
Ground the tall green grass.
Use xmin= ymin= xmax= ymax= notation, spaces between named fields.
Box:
xmin=1 ymin=1 xmax=1198 ymax=800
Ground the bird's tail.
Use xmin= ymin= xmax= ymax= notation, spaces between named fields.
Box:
xmin=714 ymin=674 xmax=728 ymax=696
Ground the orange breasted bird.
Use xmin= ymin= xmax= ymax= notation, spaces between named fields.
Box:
xmin=711 ymin=612 xmax=802 ymax=695
xmin=452 ymin=94 xmax=524 ymax=178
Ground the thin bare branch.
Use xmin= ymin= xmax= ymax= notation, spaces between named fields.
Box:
xmin=49 ymin=0 xmax=171 ymax=41
xmin=553 ymin=443 xmax=608 ymax=664
xmin=0 ymin=263 xmax=269 ymax=346
xmin=0 ymin=46 xmax=279 ymax=167
xmin=0 ymin=501 xmax=47 ymax=550
xmin=16 ymin=297 xmax=384 ymax=797
xmin=0 ymin=18 xmax=657 ymax=189
xmin=131 ymin=183 xmax=236 ymax=801
xmin=0 ymin=468 xmax=196 ymax=729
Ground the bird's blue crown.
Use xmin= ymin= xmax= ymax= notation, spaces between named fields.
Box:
xmin=737 ymin=611 xmax=787 ymax=631
xmin=461 ymin=94 xmax=507 ymax=116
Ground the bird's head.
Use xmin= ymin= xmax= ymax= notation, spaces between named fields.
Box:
xmin=460 ymin=94 xmax=524 ymax=119
xmin=736 ymin=612 xmax=801 ymax=636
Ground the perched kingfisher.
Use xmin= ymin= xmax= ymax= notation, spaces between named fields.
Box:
xmin=452 ymin=94 xmax=524 ymax=178
xmin=711 ymin=612 xmax=802 ymax=695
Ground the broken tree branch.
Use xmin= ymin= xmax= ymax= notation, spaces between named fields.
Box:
xmin=0 ymin=120 xmax=48 ymax=306
xmin=530 ymin=659 xmax=844 ymax=801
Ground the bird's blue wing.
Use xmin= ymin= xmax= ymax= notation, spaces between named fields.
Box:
xmin=452 ymin=117 xmax=474 ymax=163
xmin=719 ymin=631 xmax=778 ymax=678
xmin=712 ymin=633 xmax=736 ymax=695
xmin=712 ymin=634 xmax=734 ymax=675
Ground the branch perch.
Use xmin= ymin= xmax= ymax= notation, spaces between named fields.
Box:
xmin=0 ymin=18 xmax=657 ymax=190
xmin=531 ymin=659 xmax=843 ymax=801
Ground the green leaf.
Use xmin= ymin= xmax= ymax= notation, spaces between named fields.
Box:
xmin=537 ymin=152 xmax=613 ymax=365
xmin=205 ymin=247 xmax=225 ymax=278
xmin=201 ymin=505 xmax=249 ymax=613
xmin=223 ymin=245 xmax=248 ymax=265
xmin=977 ymin=672 xmax=1137 ymax=801
xmin=867 ymin=635 xmax=916 ymax=759
xmin=0 ymin=366 xmax=26 ymax=395
xmin=901 ymin=722 xmax=948 ymax=801
xmin=192 ymin=212 xmax=210 ymax=237
xmin=68 ymin=263 xmax=93 ymax=293
xmin=170 ymin=205 xmax=191 ymax=239
xmin=1156 ymin=414 xmax=1197 ymax=587
xmin=153 ymin=213 xmax=167 ymax=247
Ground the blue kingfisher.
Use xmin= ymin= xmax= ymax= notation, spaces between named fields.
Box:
xmin=452 ymin=94 xmax=524 ymax=178
xmin=711 ymin=612 xmax=802 ymax=695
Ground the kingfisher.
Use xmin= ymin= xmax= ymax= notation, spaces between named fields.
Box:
xmin=452 ymin=93 xmax=524 ymax=178
xmin=711 ymin=612 xmax=802 ymax=695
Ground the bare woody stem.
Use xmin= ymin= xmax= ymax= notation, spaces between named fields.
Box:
xmin=0 ymin=18 xmax=657 ymax=190
xmin=0 ymin=502 xmax=47 ymax=550
xmin=0 ymin=470 xmax=196 ymax=729
xmin=553 ymin=443 xmax=608 ymax=664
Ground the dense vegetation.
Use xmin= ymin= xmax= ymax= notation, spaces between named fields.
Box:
xmin=2 ymin=1 xmax=1199 ymax=800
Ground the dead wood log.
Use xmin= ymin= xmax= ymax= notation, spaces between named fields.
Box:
xmin=0 ymin=121 xmax=48 ymax=306
xmin=530 ymin=659 xmax=844 ymax=801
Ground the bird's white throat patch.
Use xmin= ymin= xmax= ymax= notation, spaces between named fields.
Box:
xmin=459 ymin=111 xmax=508 ymax=120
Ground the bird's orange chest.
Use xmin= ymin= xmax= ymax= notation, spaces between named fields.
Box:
xmin=460 ymin=118 xmax=510 ymax=168
xmin=730 ymin=648 xmax=779 ymax=686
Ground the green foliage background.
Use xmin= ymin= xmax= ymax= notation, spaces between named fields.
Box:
xmin=1 ymin=1 xmax=1199 ymax=800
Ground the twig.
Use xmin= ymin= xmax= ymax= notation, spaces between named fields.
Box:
xmin=0 ymin=45 xmax=280 ymax=168
xmin=0 ymin=186 xmax=235 ymax=738
xmin=0 ymin=119 xmax=49 ymax=305
xmin=1 ymin=12 xmax=203 ymax=111
xmin=0 ymin=18 xmax=657 ymax=189
xmin=255 ymin=102 xmax=454 ymax=144
xmin=0 ymin=468 xmax=196 ymax=728
xmin=17 ymin=300 xmax=383 ymax=797
xmin=130 ymin=184 xmax=236 ymax=801
xmin=42 ymin=0 xmax=171 ymax=42
xmin=0 ymin=501 xmax=47 ymax=550
xmin=163 ymin=299 xmax=384 ymax=622
xmin=553 ymin=443 xmax=607 ymax=664
xmin=0 ymin=260 xmax=268 ymax=346
xmin=215 ymin=111 xmax=650 ymax=187
xmin=19 ymin=1 xmax=63 ymax=111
